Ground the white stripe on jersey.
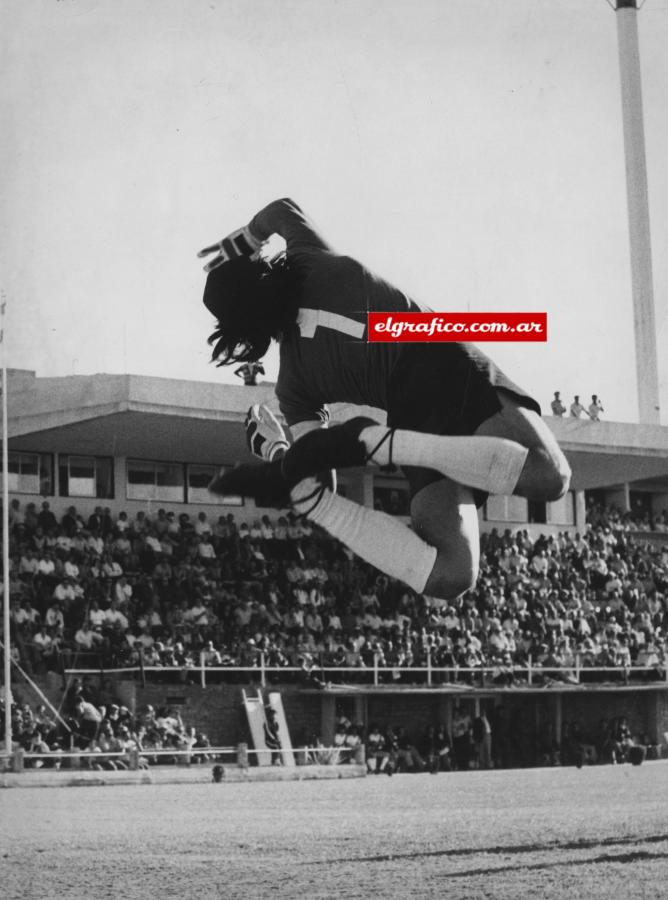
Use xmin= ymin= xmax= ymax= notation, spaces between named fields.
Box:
xmin=297 ymin=308 xmax=366 ymax=340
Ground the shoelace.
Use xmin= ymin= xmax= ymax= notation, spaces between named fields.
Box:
xmin=293 ymin=481 xmax=328 ymax=518
xmin=365 ymin=428 xmax=396 ymax=468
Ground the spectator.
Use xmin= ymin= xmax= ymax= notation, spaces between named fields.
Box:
xmin=393 ymin=726 xmax=425 ymax=772
xmin=550 ymin=391 xmax=566 ymax=417
xmin=234 ymin=360 xmax=265 ymax=386
xmin=263 ymin=707 xmax=282 ymax=765
xmin=588 ymin=395 xmax=604 ymax=421
xmin=366 ymin=723 xmax=391 ymax=774
xmin=472 ymin=711 xmax=493 ymax=769
xmin=569 ymin=395 xmax=589 ymax=418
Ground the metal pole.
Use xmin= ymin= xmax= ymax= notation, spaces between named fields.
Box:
xmin=614 ymin=0 xmax=661 ymax=424
xmin=1 ymin=298 xmax=11 ymax=754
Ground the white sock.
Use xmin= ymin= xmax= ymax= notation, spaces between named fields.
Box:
xmin=361 ymin=426 xmax=528 ymax=495
xmin=291 ymin=479 xmax=438 ymax=594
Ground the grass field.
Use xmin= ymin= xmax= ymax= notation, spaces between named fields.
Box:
xmin=2 ymin=761 xmax=667 ymax=899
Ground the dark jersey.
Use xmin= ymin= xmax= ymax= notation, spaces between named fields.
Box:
xmin=249 ymin=199 xmax=539 ymax=444
xmin=249 ymin=199 xmax=427 ymax=427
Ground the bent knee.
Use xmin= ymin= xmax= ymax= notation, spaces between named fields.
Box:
xmin=525 ymin=448 xmax=571 ymax=502
xmin=539 ymin=455 xmax=571 ymax=502
xmin=424 ymin=555 xmax=478 ymax=601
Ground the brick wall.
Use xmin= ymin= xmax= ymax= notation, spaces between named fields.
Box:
xmin=562 ymin=692 xmax=656 ymax=742
xmin=367 ymin=694 xmax=445 ymax=743
xmin=118 ymin=681 xmax=323 ymax=747
xmin=25 ymin=672 xmax=668 ymax=753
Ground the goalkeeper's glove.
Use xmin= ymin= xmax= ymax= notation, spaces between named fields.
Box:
xmin=197 ymin=225 xmax=262 ymax=272
xmin=245 ymin=404 xmax=289 ymax=461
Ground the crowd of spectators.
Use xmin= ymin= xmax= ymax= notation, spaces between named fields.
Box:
xmin=1 ymin=495 xmax=667 ymax=688
xmin=0 ymin=680 xmax=213 ymax=768
xmin=550 ymin=392 xmax=605 ymax=421
xmin=586 ymin=500 xmax=668 ymax=536
xmin=302 ymin=705 xmax=660 ymax=772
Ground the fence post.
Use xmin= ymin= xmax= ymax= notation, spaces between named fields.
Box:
xmin=260 ymin=652 xmax=266 ymax=689
xmin=373 ymin=652 xmax=379 ymax=686
xmin=200 ymin=651 xmax=206 ymax=689
xmin=69 ymin=734 xmax=80 ymax=770
xmin=237 ymin=742 xmax=249 ymax=769
xmin=128 ymin=748 xmax=139 ymax=771
xmin=527 ymin=655 xmax=532 ymax=686
xmin=575 ymin=652 xmax=581 ymax=684
xmin=13 ymin=747 xmax=24 ymax=773
xmin=427 ymin=648 xmax=432 ymax=686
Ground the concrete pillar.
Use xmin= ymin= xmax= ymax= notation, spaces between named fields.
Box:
xmin=647 ymin=693 xmax=663 ymax=746
xmin=320 ymin=694 xmax=336 ymax=745
xmin=13 ymin=747 xmax=24 ymax=773
xmin=436 ymin=694 xmax=449 ymax=727
xmin=615 ymin=0 xmax=661 ymax=424
xmin=552 ymin=694 xmax=562 ymax=749
xmin=114 ymin=456 xmax=126 ymax=504
xmin=353 ymin=696 xmax=366 ymax=728
xmin=606 ymin=484 xmax=630 ymax=513
xmin=574 ymin=491 xmax=587 ymax=533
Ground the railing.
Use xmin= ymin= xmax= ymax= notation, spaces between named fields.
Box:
xmin=60 ymin=651 xmax=668 ymax=689
xmin=0 ymin=743 xmax=360 ymax=771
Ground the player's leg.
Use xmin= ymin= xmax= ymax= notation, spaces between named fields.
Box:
xmin=362 ymin=388 xmax=570 ymax=499
xmin=362 ymin=393 xmax=569 ymax=501
xmin=290 ymin=477 xmax=439 ymax=595
xmin=281 ymin=344 xmax=571 ymax=502
xmin=409 ymin=477 xmax=480 ymax=600
xmin=471 ymin=390 xmax=569 ymax=499
xmin=284 ymin=411 xmax=569 ymax=502
xmin=290 ymin=474 xmax=478 ymax=601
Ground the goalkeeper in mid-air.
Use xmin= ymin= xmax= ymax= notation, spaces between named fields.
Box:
xmin=198 ymin=199 xmax=570 ymax=601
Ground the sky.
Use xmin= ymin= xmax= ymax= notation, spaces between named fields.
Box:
xmin=1 ymin=0 xmax=667 ymax=423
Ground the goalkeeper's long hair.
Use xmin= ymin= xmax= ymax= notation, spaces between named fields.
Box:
xmin=204 ymin=254 xmax=300 ymax=366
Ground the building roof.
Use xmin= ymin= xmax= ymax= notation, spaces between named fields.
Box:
xmin=7 ymin=370 xmax=668 ymax=489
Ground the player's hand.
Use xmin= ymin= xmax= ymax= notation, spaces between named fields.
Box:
xmin=197 ymin=226 xmax=262 ymax=272
xmin=245 ymin=404 xmax=289 ymax=461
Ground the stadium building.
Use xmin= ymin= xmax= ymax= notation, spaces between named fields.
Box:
xmin=7 ymin=368 xmax=668 ymax=535
xmin=4 ymin=368 xmax=668 ymax=762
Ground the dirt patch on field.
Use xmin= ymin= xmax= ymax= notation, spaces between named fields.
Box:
xmin=2 ymin=762 xmax=667 ymax=899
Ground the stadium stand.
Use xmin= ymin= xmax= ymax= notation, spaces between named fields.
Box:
xmin=0 ymin=688 xmax=214 ymax=769
xmin=2 ymin=497 xmax=666 ymax=686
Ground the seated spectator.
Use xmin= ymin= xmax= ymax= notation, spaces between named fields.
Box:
xmin=74 ymin=621 xmax=104 ymax=654
xmin=613 ymin=716 xmax=635 ymax=763
xmin=202 ymin=640 xmax=222 ymax=666
xmin=393 ymin=726 xmax=425 ymax=773
xmin=366 ymin=723 xmax=391 ymax=774
xmin=421 ymin=725 xmax=443 ymax=774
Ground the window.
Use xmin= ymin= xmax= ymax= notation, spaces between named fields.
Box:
xmin=127 ymin=460 xmax=184 ymax=502
xmin=373 ymin=482 xmax=410 ymax=516
xmin=548 ymin=491 xmax=575 ymax=527
xmin=527 ymin=499 xmax=547 ymax=525
xmin=5 ymin=452 xmax=54 ymax=495
xmin=59 ymin=456 xmax=114 ymax=499
xmin=187 ymin=464 xmax=243 ymax=506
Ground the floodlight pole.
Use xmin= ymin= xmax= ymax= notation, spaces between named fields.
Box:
xmin=1 ymin=298 xmax=10 ymax=755
xmin=613 ymin=0 xmax=660 ymax=424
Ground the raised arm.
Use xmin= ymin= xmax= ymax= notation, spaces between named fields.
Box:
xmin=198 ymin=198 xmax=332 ymax=272
xmin=248 ymin=198 xmax=332 ymax=254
